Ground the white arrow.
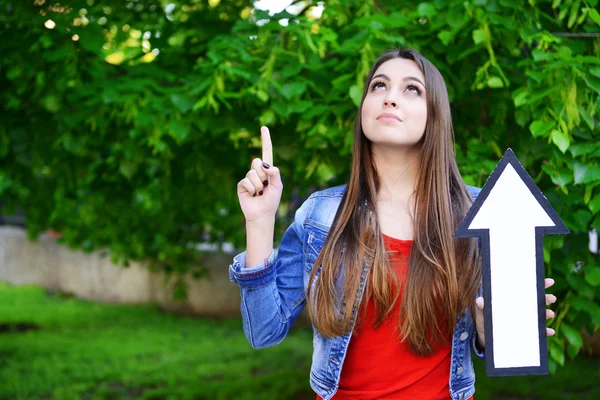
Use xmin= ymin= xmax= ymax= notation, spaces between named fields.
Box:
xmin=455 ymin=148 xmax=569 ymax=376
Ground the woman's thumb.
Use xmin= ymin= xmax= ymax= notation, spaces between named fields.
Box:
xmin=262 ymin=163 xmax=282 ymax=187
xmin=475 ymin=297 xmax=484 ymax=311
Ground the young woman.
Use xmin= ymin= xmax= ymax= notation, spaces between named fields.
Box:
xmin=230 ymin=47 xmax=556 ymax=400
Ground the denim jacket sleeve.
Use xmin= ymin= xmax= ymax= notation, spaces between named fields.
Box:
xmin=229 ymin=196 xmax=312 ymax=349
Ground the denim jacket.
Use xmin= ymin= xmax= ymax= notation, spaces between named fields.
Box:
xmin=229 ymin=184 xmax=484 ymax=400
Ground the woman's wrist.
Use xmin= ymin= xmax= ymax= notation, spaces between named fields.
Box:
xmin=245 ymin=216 xmax=275 ymax=268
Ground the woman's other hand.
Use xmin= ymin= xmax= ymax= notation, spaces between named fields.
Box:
xmin=474 ymin=278 xmax=557 ymax=348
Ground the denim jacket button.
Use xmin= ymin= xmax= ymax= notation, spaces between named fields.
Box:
xmin=459 ymin=331 xmax=469 ymax=341
xmin=456 ymin=366 xmax=464 ymax=375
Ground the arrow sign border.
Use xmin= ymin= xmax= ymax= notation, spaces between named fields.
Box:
xmin=454 ymin=148 xmax=569 ymax=377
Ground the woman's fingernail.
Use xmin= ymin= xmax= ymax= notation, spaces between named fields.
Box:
xmin=259 ymin=190 xmax=263 ymax=196
xmin=262 ymin=162 xmax=270 ymax=169
xmin=263 ymin=180 xmax=268 ymax=187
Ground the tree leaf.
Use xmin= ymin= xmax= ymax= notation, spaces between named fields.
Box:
xmin=438 ymin=30 xmax=454 ymax=46
xmin=512 ymin=89 xmax=529 ymax=107
xmin=280 ymin=81 xmax=307 ymax=100
xmin=271 ymin=102 xmax=289 ymax=117
xmin=569 ymin=296 xmax=600 ymax=326
xmin=487 ymin=77 xmax=504 ymax=88
xmin=542 ymin=165 xmax=572 ymax=186
xmin=6 ymin=66 xmax=21 ymax=80
xmin=578 ymin=106 xmax=595 ymax=130
xmin=349 ymin=85 xmax=363 ymax=107
xmin=171 ymin=94 xmax=194 ymax=113
xmin=590 ymin=67 xmax=600 ymax=78
xmin=119 ymin=160 xmax=138 ymax=180
xmin=525 ymin=69 xmax=545 ymax=83
xmin=548 ymin=358 xmax=557 ymax=374
xmin=42 ymin=95 xmax=61 ymax=113
xmin=573 ymin=209 xmax=592 ymax=230
xmin=585 ymin=166 xmax=600 ymax=184
xmin=551 ymin=130 xmax=570 ymax=153
xmin=549 ymin=342 xmax=565 ymax=366
xmin=574 ymin=163 xmax=587 ymax=184
xmin=583 ymin=75 xmax=600 ymax=95
xmin=589 ymin=8 xmax=600 ymax=26
xmin=585 ymin=185 xmax=593 ymax=204
xmin=259 ymin=109 xmax=275 ymax=126
xmin=472 ymin=29 xmax=487 ymax=45
xmin=589 ymin=195 xmax=600 ymax=214
xmin=417 ymin=3 xmax=436 ymax=17
xmin=528 ymin=86 xmax=561 ymax=104
xmin=573 ymin=162 xmax=600 ymax=184
xmin=567 ymin=342 xmax=580 ymax=359
xmin=256 ymin=90 xmax=269 ymax=102
xmin=287 ymin=101 xmax=312 ymax=114
xmin=529 ymin=120 xmax=554 ymax=137
xmin=585 ymin=268 xmax=600 ymax=287
xmin=168 ymin=120 xmax=189 ymax=143
xmin=567 ymin=1 xmax=579 ymax=28
xmin=569 ymin=143 xmax=598 ymax=157
xmin=532 ymin=49 xmax=552 ymax=61
xmin=561 ymin=324 xmax=583 ymax=350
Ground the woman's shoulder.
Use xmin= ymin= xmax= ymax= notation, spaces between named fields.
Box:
xmin=300 ymin=183 xmax=480 ymax=208
xmin=306 ymin=183 xmax=480 ymax=201
xmin=308 ymin=184 xmax=347 ymax=199
xmin=465 ymin=185 xmax=482 ymax=201
xmin=294 ymin=184 xmax=347 ymax=230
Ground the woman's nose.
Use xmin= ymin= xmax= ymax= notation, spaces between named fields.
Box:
xmin=383 ymin=99 xmax=398 ymax=108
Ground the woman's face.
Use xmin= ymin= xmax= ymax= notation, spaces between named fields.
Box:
xmin=361 ymin=58 xmax=428 ymax=149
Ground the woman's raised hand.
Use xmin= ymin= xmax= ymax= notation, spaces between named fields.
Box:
xmin=237 ymin=126 xmax=283 ymax=222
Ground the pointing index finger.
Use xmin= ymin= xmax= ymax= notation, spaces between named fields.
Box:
xmin=261 ymin=126 xmax=273 ymax=166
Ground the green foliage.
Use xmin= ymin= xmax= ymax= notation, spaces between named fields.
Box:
xmin=1 ymin=0 xmax=599 ymax=367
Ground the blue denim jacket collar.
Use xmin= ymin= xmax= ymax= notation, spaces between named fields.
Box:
xmin=230 ymin=184 xmax=483 ymax=400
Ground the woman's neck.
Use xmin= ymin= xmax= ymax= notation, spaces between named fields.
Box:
xmin=371 ymin=144 xmax=420 ymax=204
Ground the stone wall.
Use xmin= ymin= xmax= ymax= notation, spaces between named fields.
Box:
xmin=0 ymin=226 xmax=242 ymax=317
xmin=1 ymin=226 xmax=598 ymax=356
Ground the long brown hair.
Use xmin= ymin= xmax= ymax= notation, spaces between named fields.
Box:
xmin=306 ymin=47 xmax=481 ymax=356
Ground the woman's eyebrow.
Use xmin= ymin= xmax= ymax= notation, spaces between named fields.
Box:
xmin=371 ymin=74 xmax=426 ymax=89
xmin=404 ymin=76 xmax=426 ymax=89
xmin=371 ymin=73 xmax=391 ymax=82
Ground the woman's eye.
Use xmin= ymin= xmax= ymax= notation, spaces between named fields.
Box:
xmin=371 ymin=81 xmax=386 ymax=90
xmin=407 ymin=85 xmax=421 ymax=94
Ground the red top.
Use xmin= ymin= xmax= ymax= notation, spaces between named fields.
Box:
xmin=316 ymin=234 xmax=472 ymax=400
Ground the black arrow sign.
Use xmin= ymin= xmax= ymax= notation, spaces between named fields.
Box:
xmin=455 ymin=148 xmax=569 ymax=376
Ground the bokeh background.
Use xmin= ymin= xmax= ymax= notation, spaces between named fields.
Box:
xmin=1 ymin=0 xmax=599 ymax=399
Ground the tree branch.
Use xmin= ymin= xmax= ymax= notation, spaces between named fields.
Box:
xmin=552 ymin=32 xmax=600 ymax=37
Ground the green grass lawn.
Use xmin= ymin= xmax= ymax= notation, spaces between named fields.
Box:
xmin=0 ymin=282 xmax=598 ymax=400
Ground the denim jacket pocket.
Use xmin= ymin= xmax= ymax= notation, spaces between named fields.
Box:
xmin=306 ymin=226 xmax=328 ymax=262
xmin=304 ymin=227 xmax=327 ymax=300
